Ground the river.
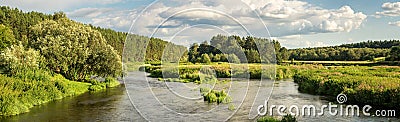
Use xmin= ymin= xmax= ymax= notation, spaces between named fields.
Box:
xmin=1 ymin=72 xmax=398 ymax=122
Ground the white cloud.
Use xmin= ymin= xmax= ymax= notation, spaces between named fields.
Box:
xmin=376 ymin=2 xmax=400 ymax=16
xmin=68 ymin=8 xmax=113 ymax=18
xmin=389 ymin=21 xmax=400 ymax=27
xmin=89 ymin=9 xmax=137 ymax=31
xmin=59 ymin=0 xmax=367 ymax=45
xmin=275 ymin=35 xmax=327 ymax=48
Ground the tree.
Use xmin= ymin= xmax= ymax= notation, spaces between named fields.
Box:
xmin=227 ymin=54 xmax=240 ymax=63
xmin=0 ymin=44 xmax=42 ymax=75
xmin=0 ymin=24 xmax=16 ymax=51
xmin=212 ymin=54 xmax=221 ymax=62
xmin=389 ymin=46 xmax=400 ymax=61
xmin=53 ymin=11 xmax=67 ymax=20
xmin=245 ymin=49 xmax=261 ymax=63
xmin=189 ymin=43 xmax=199 ymax=63
xmin=30 ymin=18 xmax=122 ymax=81
xmin=272 ymin=40 xmax=283 ymax=62
xmin=200 ymin=54 xmax=211 ymax=64
xmin=279 ymin=47 xmax=289 ymax=61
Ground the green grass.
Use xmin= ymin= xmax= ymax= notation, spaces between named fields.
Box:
xmin=294 ymin=66 xmax=400 ymax=110
xmin=88 ymin=77 xmax=121 ymax=91
xmin=0 ymin=70 xmax=91 ymax=116
xmin=145 ymin=63 xmax=323 ymax=81
xmin=200 ymin=87 xmax=231 ymax=104
xmin=0 ymin=70 xmax=120 ymax=116
xmin=258 ymin=114 xmax=297 ymax=122
xmin=282 ymin=60 xmax=373 ymax=64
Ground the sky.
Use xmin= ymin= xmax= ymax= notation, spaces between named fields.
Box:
xmin=1 ymin=0 xmax=400 ymax=49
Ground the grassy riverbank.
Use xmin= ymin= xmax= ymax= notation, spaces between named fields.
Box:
xmin=0 ymin=70 xmax=120 ymax=116
xmin=144 ymin=63 xmax=324 ymax=81
xmin=294 ymin=66 xmax=400 ymax=110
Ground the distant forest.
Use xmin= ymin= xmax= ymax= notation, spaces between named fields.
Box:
xmin=187 ymin=36 xmax=400 ymax=63
xmin=288 ymin=40 xmax=400 ymax=61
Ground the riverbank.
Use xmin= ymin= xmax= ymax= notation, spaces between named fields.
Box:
xmin=293 ymin=66 xmax=400 ymax=111
xmin=0 ymin=70 xmax=120 ymax=116
xmin=143 ymin=63 xmax=324 ymax=81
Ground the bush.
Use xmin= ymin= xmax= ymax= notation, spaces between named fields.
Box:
xmin=88 ymin=77 xmax=120 ymax=91
xmin=257 ymin=116 xmax=280 ymax=122
xmin=200 ymin=88 xmax=231 ymax=104
xmin=0 ymin=44 xmax=43 ymax=75
xmin=257 ymin=114 xmax=296 ymax=122
xmin=105 ymin=77 xmax=120 ymax=88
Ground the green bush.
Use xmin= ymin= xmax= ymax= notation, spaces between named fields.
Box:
xmin=87 ymin=77 xmax=120 ymax=91
xmin=257 ymin=116 xmax=280 ymax=122
xmin=200 ymin=88 xmax=231 ymax=104
xmin=258 ymin=114 xmax=296 ymax=122
xmin=0 ymin=44 xmax=43 ymax=75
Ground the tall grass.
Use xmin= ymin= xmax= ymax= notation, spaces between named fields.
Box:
xmin=145 ymin=63 xmax=323 ymax=81
xmin=0 ymin=69 xmax=90 ymax=116
xmin=0 ymin=69 xmax=120 ymax=116
xmin=294 ymin=66 xmax=400 ymax=110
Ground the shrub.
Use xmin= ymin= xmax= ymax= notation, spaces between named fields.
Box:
xmin=200 ymin=88 xmax=231 ymax=104
xmin=257 ymin=116 xmax=280 ymax=122
xmin=0 ymin=44 xmax=43 ymax=75
xmin=257 ymin=114 xmax=296 ymax=122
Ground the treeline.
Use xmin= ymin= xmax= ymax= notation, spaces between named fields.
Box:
xmin=288 ymin=48 xmax=389 ymax=61
xmin=186 ymin=35 xmax=400 ymax=63
xmin=339 ymin=40 xmax=400 ymax=48
xmin=188 ymin=35 xmax=284 ymax=63
xmin=123 ymin=36 xmax=188 ymax=63
xmin=288 ymin=40 xmax=400 ymax=61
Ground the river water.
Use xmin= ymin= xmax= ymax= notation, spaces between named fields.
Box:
xmin=1 ymin=72 xmax=398 ymax=122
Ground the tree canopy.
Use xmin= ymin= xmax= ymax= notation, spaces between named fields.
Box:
xmin=30 ymin=18 xmax=122 ymax=81
xmin=0 ymin=24 xmax=16 ymax=51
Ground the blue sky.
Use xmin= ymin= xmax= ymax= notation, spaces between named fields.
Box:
xmin=1 ymin=0 xmax=400 ymax=48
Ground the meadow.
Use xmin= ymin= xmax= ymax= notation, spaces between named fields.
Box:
xmin=294 ymin=66 xmax=400 ymax=110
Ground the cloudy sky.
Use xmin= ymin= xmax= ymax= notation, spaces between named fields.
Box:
xmin=1 ymin=0 xmax=400 ymax=48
